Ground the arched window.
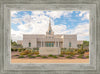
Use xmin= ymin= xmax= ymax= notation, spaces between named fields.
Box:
xmin=69 ymin=42 xmax=71 ymax=47
xmin=29 ymin=42 xmax=31 ymax=47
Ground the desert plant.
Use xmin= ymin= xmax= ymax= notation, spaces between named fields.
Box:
xmin=77 ymin=49 xmax=85 ymax=54
xmin=48 ymin=54 xmax=53 ymax=57
xmin=77 ymin=54 xmax=84 ymax=58
xmin=14 ymin=49 xmax=18 ymax=51
xmin=20 ymin=50 xmax=31 ymax=55
xmin=28 ymin=55 xmax=36 ymax=58
xmin=18 ymin=55 xmax=25 ymax=58
xmin=41 ymin=56 xmax=48 ymax=58
xmin=65 ymin=52 xmax=75 ymax=56
xmin=59 ymin=54 xmax=64 ymax=57
xmin=14 ymin=55 xmax=19 ymax=56
xmin=52 ymin=55 xmax=58 ymax=58
xmin=11 ymin=48 xmax=14 ymax=51
xmin=34 ymin=51 xmax=39 ymax=55
xmin=36 ymin=55 xmax=41 ymax=57
xmin=18 ymin=48 xmax=22 ymax=52
xmin=66 ymin=55 xmax=72 ymax=59
xmin=86 ymin=55 xmax=89 ymax=58
xmin=27 ymin=54 xmax=32 ymax=57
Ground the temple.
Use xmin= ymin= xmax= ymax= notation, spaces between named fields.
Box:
xmin=17 ymin=18 xmax=77 ymax=48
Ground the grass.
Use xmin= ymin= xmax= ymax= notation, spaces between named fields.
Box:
xmin=18 ymin=55 xmax=25 ymax=58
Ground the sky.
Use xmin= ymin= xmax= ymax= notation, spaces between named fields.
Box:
xmin=11 ymin=10 xmax=89 ymax=42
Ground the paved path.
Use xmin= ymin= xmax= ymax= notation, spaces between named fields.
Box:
xmin=11 ymin=59 xmax=89 ymax=63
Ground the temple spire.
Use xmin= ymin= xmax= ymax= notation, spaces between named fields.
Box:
xmin=46 ymin=18 xmax=54 ymax=35
xmin=48 ymin=18 xmax=52 ymax=31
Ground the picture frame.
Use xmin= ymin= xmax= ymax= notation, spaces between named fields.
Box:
xmin=0 ymin=0 xmax=100 ymax=74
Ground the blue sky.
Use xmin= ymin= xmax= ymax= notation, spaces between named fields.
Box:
xmin=11 ymin=11 xmax=89 ymax=41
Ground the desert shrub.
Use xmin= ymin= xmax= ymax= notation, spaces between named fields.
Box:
xmin=52 ymin=55 xmax=58 ymax=58
xmin=77 ymin=49 xmax=85 ymax=54
xmin=28 ymin=55 xmax=36 ymax=58
xmin=86 ymin=56 xmax=89 ymax=58
xmin=59 ymin=54 xmax=64 ymax=57
xmin=18 ymin=48 xmax=22 ymax=52
xmin=77 ymin=54 xmax=84 ymax=58
xmin=11 ymin=48 xmax=14 ymax=51
xmin=27 ymin=54 xmax=32 ymax=57
xmin=14 ymin=55 xmax=19 ymax=56
xmin=18 ymin=55 xmax=25 ymax=58
xmin=61 ymin=51 xmax=65 ymax=55
xmin=34 ymin=51 xmax=39 ymax=55
xmin=20 ymin=50 xmax=31 ymax=55
xmin=66 ymin=55 xmax=72 ymax=59
xmin=48 ymin=54 xmax=53 ymax=57
xmin=65 ymin=52 xmax=75 ymax=56
xmin=41 ymin=56 xmax=48 ymax=58
xmin=36 ymin=55 xmax=41 ymax=57
xmin=14 ymin=49 xmax=18 ymax=51
xmin=21 ymin=48 xmax=25 ymax=51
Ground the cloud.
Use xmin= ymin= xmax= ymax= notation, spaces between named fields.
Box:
xmin=11 ymin=11 xmax=89 ymax=41
xmin=52 ymin=24 xmax=67 ymax=34
xmin=11 ymin=11 xmax=18 ymax=17
xmin=46 ymin=11 xmax=73 ymax=19
xmin=66 ymin=23 xmax=89 ymax=40
xmin=79 ymin=11 xmax=89 ymax=20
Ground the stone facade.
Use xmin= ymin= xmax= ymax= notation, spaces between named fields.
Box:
xmin=18 ymin=18 xmax=78 ymax=48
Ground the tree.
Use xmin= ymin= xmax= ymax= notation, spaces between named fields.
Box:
xmin=83 ymin=41 xmax=89 ymax=49
xmin=11 ymin=40 xmax=17 ymax=46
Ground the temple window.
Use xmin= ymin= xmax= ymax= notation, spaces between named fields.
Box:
xmin=29 ymin=42 xmax=31 ymax=47
xmin=69 ymin=42 xmax=71 ymax=47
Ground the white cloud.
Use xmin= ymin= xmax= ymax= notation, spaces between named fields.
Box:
xmin=79 ymin=11 xmax=89 ymax=20
xmin=11 ymin=11 xmax=89 ymax=41
xmin=66 ymin=23 xmax=89 ymax=40
xmin=46 ymin=11 xmax=72 ymax=19
xmin=52 ymin=24 xmax=67 ymax=34
xmin=82 ymin=12 xmax=89 ymax=20
xmin=11 ymin=11 xmax=18 ymax=17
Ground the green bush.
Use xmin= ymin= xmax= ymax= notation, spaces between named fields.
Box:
xmin=18 ymin=55 xmax=25 ymax=58
xmin=36 ymin=55 xmax=41 ymax=57
xmin=14 ymin=49 xmax=18 ymax=51
xmin=18 ymin=49 xmax=22 ymax=52
xmin=77 ymin=49 xmax=85 ymax=54
xmin=20 ymin=50 xmax=31 ymax=55
xmin=65 ymin=52 xmax=75 ymax=56
xmin=52 ymin=55 xmax=58 ymax=58
xmin=28 ymin=55 xmax=36 ymax=58
xmin=34 ymin=51 xmax=39 ymax=55
xmin=77 ymin=54 xmax=84 ymax=58
xmin=48 ymin=54 xmax=53 ymax=57
xmin=66 ymin=55 xmax=72 ymax=59
xmin=59 ymin=54 xmax=64 ymax=57
xmin=41 ymin=56 xmax=48 ymax=58
xmin=14 ymin=55 xmax=19 ymax=56
xmin=86 ymin=56 xmax=89 ymax=58
xmin=27 ymin=54 xmax=32 ymax=57
xmin=11 ymin=48 xmax=14 ymax=51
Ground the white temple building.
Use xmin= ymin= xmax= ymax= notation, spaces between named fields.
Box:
xmin=17 ymin=19 xmax=78 ymax=49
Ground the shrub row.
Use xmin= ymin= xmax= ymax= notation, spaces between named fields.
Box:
xmin=17 ymin=54 xmax=89 ymax=59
